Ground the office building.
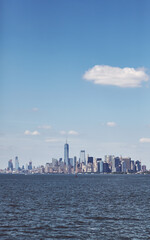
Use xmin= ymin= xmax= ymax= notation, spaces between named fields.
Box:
xmin=69 ymin=158 xmax=73 ymax=166
xmin=112 ymin=157 xmax=121 ymax=172
xmin=8 ymin=159 xmax=13 ymax=171
xmin=52 ymin=158 xmax=58 ymax=167
xmin=135 ymin=160 xmax=141 ymax=172
xmin=103 ymin=162 xmax=110 ymax=173
xmin=97 ymin=158 xmax=103 ymax=173
xmin=87 ymin=156 xmax=93 ymax=164
xmin=28 ymin=161 xmax=32 ymax=170
xmin=64 ymin=141 xmax=69 ymax=165
xmin=121 ymin=157 xmax=131 ymax=172
xmin=80 ymin=150 xmax=86 ymax=164
xmin=131 ymin=160 xmax=136 ymax=172
xmin=142 ymin=165 xmax=146 ymax=172
xmin=15 ymin=156 xmax=19 ymax=170
xmin=122 ymin=161 xmax=126 ymax=173
xmin=74 ymin=156 xmax=77 ymax=172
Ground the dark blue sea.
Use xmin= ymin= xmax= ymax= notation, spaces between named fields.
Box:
xmin=0 ymin=174 xmax=150 ymax=239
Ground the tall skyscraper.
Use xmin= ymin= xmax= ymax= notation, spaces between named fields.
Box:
xmin=69 ymin=158 xmax=73 ymax=166
xmin=121 ymin=157 xmax=131 ymax=172
xmin=8 ymin=159 xmax=13 ymax=171
xmin=80 ymin=150 xmax=86 ymax=164
xmin=15 ymin=156 xmax=19 ymax=170
xmin=74 ymin=156 xmax=77 ymax=172
xmin=131 ymin=160 xmax=136 ymax=172
xmin=28 ymin=161 xmax=32 ymax=170
xmin=112 ymin=157 xmax=121 ymax=172
xmin=64 ymin=141 xmax=69 ymax=165
xmin=52 ymin=158 xmax=58 ymax=167
xmin=87 ymin=156 xmax=93 ymax=164
xmin=135 ymin=160 xmax=141 ymax=172
xmin=97 ymin=158 xmax=103 ymax=173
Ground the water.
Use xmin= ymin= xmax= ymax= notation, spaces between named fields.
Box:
xmin=0 ymin=174 xmax=150 ymax=239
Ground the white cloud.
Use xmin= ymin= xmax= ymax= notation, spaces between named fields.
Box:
xmin=45 ymin=138 xmax=60 ymax=143
xmin=38 ymin=125 xmax=51 ymax=129
xmin=24 ymin=130 xmax=40 ymax=136
xmin=68 ymin=130 xmax=79 ymax=136
xmin=32 ymin=107 xmax=39 ymax=112
xmin=83 ymin=65 xmax=149 ymax=88
xmin=32 ymin=131 xmax=40 ymax=136
xmin=139 ymin=138 xmax=150 ymax=143
xmin=107 ymin=122 xmax=116 ymax=127
xmin=24 ymin=130 xmax=31 ymax=135
xmin=60 ymin=130 xmax=79 ymax=136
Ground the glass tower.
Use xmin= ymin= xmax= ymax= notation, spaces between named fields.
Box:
xmin=64 ymin=141 xmax=69 ymax=165
xmin=15 ymin=156 xmax=19 ymax=170
xmin=80 ymin=150 xmax=86 ymax=164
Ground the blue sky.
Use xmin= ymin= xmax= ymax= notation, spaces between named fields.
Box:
xmin=1 ymin=0 xmax=150 ymax=169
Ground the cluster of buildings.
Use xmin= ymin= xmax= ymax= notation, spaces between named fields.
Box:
xmin=1 ymin=141 xmax=148 ymax=174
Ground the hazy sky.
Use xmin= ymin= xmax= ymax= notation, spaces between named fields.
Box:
xmin=1 ymin=0 xmax=150 ymax=169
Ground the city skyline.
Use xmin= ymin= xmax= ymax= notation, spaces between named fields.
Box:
xmin=2 ymin=140 xmax=148 ymax=173
xmin=1 ymin=0 xmax=150 ymax=169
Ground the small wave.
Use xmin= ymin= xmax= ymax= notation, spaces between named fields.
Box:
xmin=85 ymin=216 xmax=140 ymax=221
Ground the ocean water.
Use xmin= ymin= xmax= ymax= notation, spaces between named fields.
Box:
xmin=0 ymin=174 xmax=150 ymax=240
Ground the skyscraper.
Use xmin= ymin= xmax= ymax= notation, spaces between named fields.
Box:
xmin=87 ymin=156 xmax=93 ymax=164
xmin=15 ymin=156 xmax=19 ymax=170
xmin=112 ymin=157 xmax=121 ymax=172
xmin=74 ymin=156 xmax=77 ymax=172
xmin=135 ymin=160 xmax=141 ymax=172
xmin=80 ymin=150 xmax=86 ymax=164
xmin=121 ymin=157 xmax=131 ymax=172
xmin=8 ymin=159 xmax=13 ymax=171
xmin=97 ymin=158 xmax=103 ymax=173
xmin=28 ymin=161 xmax=32 ymax=170
xmin=64 ymin=141 xmax=69 ymax=165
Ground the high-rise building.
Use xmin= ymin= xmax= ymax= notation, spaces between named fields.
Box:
xmin=121 ymin=161 xmax=126 ymax=173
xmin=103 ymin=162 xmax=110 ymax=173
xmin=105 ymin=155 xmax=114 ymax=170
xmin=87 ymin=156 xmax=93 ymax=164
xmin=45 ymin=163 xmax=51 ymax=173
xmin=105 ymin=155 xmax=114 ymax=164
xmin=97 ymin=158 xmax=103 ymax=173
xmin=52 ymin=158 xmax=58 ymax=167
xmin=80 ymin=150 xmax=86 ymax=164
xmin=135 ymin=160 xmax=141 ymax=172
xmin=112 ymin=157 xmax=121 ymax=172
xmin=28 ymin=161 xmax=32 ymax=170
xmin=69 ymin=158 xmax=73 ymax=166
xmin=64 ymin=141 xmax=69 ymax=165
xmin=8 ymin=159 xmax=13 ymax=171
xmin=131 ymin=160 xmax=136 ymax=172
xmin=142 ymin=165 xmax=146 ymax=172
xmin=121 ymin=157 xmax=131 ymax=172
xmin=73 ymin=156 xmax=77 ymax=172
xmin=15 ymin=156 xmax=19 ymax=170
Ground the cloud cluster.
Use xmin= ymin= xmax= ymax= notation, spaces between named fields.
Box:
xmin=24 ymin=130 xmax=40 ymax=136
xmin=139 ymin=138 xmax=150 ymax=143
xmin=32 ymin=107 xmax=39 ymax=112
xmin=83 ymin=65 xmax=149 ymax=88
xmin=107 ymin=122 xmax=116 ymax=127
xmin=60 ymin=130 xmax=79 ymax=136
xmin=68 ymin=130 xmax=79 ymax=135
